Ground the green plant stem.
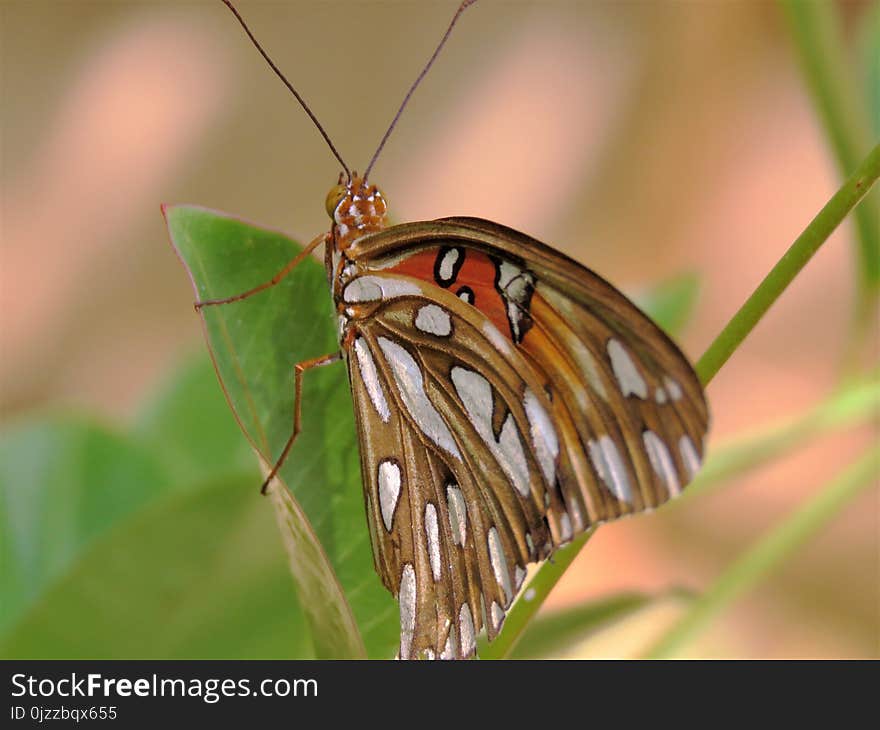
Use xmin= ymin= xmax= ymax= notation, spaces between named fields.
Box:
xmin=642 ymin=445 xmax=880 ymax=659
xmin=695 ymin=142 xmax=880 ymax=384
xmin=479 ymin=531 xmax=592 ymax=659
xmin=488 ymin=144 xmax=880 ymax=658
xmin=780 ymin=0 xmax=880 ymax=299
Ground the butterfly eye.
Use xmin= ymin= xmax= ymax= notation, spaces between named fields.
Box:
xmin=325 ymin=184 xmax=348 ymax=219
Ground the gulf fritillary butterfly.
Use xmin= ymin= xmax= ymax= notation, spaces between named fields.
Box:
xmin=205 ymin=0 xmax=709 ymax=660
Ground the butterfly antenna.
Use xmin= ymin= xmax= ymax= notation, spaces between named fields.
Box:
xmin=220 ymin=0 xmax=351 ymax=179
xmin=363 ymin=0 xmax=477 ymax=181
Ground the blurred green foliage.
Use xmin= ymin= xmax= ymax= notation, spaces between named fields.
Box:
xmin=0 ymin=366 xmax=312 ymax=658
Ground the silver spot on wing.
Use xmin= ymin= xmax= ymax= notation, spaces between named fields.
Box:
xmin=377 ymin=337 xmax=461 ymax=460
xmin=643 ymin=430 xmax=681 ymax=496
xmin=459 ymin=603 xmax=475 ymax=657
xmin=514 ymin=564 xmax=527 ymax=590
xmin=440 ymin=629 xmax=457 ymax=660
xmin=559 ymin=513 xmax=573 ymax=542
xmin=490 ymin=601 xmax=505 ymax=632
xmin=438 ymin=248 xmax=460 ymax=282
xmin=414 ymin=304 xmax=452 ymax=336
xmin=451 ymin=366 xmax=529 ymax=497
xmin=378 ymin=460 xmax=402 ymax=531
xmin=399 ymin=564 xmax=416 ymax=659
xmin=664 ymin=375 xmax=683 ymax=401
xmin=343 ymin=275 xmax=421 ymax=303
xmin=424 ymin=503 xmax=441 ymax=581
xmin=679 ymin=434 xmax=701 ymax=479
xmin=488 ymin=526 xmax=513 ymax=604
xmin=482 ymin=319 xmax=512 ymax=355
xmin=607 ymin=338 xmax=648 ymax=399
xmin=446 ymin=484 xmax=467 ymax=546
xmin=523 ymin=388 xmax=559 ymax=486
xmin=588 ymin=435 xmax=633 ymax=503
xmin=354 ymin=337 xmax=390 ymax=422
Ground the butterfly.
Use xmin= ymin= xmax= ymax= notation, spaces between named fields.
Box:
xmin=205 ymin=0 xmax=709 ymax=660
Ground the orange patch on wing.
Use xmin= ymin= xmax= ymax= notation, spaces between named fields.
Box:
xmin=384 ymin=249 xmax=437 ymax=283
xmin=387 ymin=248 xmax=512 ymax=340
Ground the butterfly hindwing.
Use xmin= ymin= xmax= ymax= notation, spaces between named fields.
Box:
xmin=348 ymin=281 xmax=566 ymax=657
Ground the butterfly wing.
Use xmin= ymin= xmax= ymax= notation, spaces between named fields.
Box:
xmin=347 ymin=282 xmax=559 ymax=659
xmin=343 ymin=218 xmax=709 ymax=658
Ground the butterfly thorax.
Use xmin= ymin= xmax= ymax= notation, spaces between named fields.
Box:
xmin=327 ymin=173 xmax=388 ymax=250
xmin=325 ymin=173 xmax=389 ymax=344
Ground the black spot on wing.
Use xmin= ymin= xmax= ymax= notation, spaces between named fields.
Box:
xmin=456 ymin=285 xmax=475 ymax=305
xmin=434 ymin=245 xmax=465 ymax=288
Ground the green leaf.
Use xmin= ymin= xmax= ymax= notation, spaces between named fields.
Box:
xmin=635 ymin=272 xmax=700 ymax=337
xmin=780 ymin=0 xmax=880 ymax=298
xmin=133 ymin=353 xmax=257 ymax=486
xmin=1 ymin=476 xmax=312 ymax=659
xmin=137 ymin=351 xmax=365 ymax=657
xmin=0 ymin=415 xmax=170 ymax=634
xmin=164 ymin=205 xmax=397 ymax=658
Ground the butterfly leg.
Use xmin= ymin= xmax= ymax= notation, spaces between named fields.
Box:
xmin=194 ymin=232 xmax=328 ymax=310
xmin=260 ymin=351 xmax=343 ymax=495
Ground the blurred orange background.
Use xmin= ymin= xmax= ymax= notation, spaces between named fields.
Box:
xmin=1 ymin=0 xmax=877 ymax=658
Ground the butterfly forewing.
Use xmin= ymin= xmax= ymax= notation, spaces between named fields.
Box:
xmin=342 ymin=219 xmax=709 ymax=659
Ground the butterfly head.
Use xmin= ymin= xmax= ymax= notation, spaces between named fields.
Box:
xmin=326 ymin=172 xmax=388 ymax=250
